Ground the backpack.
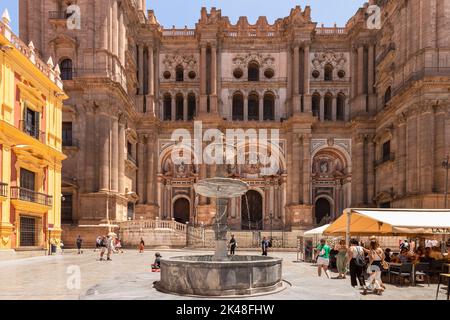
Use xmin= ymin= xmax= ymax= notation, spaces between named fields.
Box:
xmin=354 ymin=247 xmax=366 ymax=267
xmin=268 ymin=240 xmax=273 ymax=248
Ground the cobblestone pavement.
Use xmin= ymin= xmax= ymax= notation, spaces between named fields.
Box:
xmin=0 ymin=249 xmax=444 ymax=300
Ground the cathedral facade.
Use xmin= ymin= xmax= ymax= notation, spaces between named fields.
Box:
xmin=18 ymin=0 xmax=450 ymax=238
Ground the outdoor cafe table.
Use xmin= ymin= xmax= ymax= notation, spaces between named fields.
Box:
xmin=388 ymin=263 xmax=418 ymax=286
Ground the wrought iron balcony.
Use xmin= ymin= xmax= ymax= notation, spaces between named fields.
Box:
xmin=0 ymin=182 xmax=7 ymax=198
xmin=11 ymin=187 xmax=53 ymax=207
xmin=19 ymin=121 xmax=45 ymax=143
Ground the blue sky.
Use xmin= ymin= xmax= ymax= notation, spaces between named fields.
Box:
xmin=1 ymin=0 xmax=366 ymax=35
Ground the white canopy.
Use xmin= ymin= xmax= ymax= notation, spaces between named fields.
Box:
xmin=304 ymin=224 xmax=331 ymax=237
xmin=324 ymin=209 xmax=450 ymax=236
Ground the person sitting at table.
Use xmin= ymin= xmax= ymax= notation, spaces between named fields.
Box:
xmin=399 ymin=248 xmax=412 ymax=263
xmin=413 ymin=247 xmax=425 ymax=263
xmin=384 ymin=248 xmax=392 ymax=263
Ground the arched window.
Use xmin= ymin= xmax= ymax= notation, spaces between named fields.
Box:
xmin=337 ymin=93 xmax=346 ymax=121
xmin=324 ymin=93 xmax=333 ymax=121
xmin=163 ymin=93 xmax=172 ymax=121
xmin=312 ymin=93 xmax=321 ymax=118
xmin=176 ymin=65 xmax=184 ymax=82
xmin=188 ymin=93 xmax=196 ymax=120
xmin=263 ymin=92 xmax=275 ymax=121
xmin=248 ymin=61 xmax=260 ymax=82
xmin=232 ymin=92 xmax=244 ymax=121
xmin=60 ymin=59 xmax=73 ymax=80
xmin=175 ymin=93 xmax=184 ymax=120
xmin=248 ymin=92 xmax=259 ymax=121
xmin=324 ymin=63 xmax=333 ymax=81
xmin=384 ymin=86 xmax=392 ymax=107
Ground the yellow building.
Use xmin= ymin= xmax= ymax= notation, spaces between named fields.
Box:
xmin=0 ymin=10 xmax=67 ymax=251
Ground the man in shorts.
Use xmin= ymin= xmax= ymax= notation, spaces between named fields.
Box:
xmin=315 ymin=239 xmax=331 ymax=278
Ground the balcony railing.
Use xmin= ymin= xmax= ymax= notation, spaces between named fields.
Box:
xmin=0 ymin=182 xmax=7 ymax=197
xmin=19 ymin=121 xmax=45 ymax=143
xmin=11 ymin=187 xmax=53 ymax=207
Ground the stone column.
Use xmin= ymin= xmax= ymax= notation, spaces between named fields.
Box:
xmin=397 ymin=117 xmax=407 ymax=197
xmin=291 ymin=134 xmax=300 ymax=204
xmin=199 ymin=45 xmax=207 ymax=114
xmin=244 ymin=96 xmax=248 ymax=121
xmin=366 ymin=136 xmax=375 ymax=205
xmin=99 ymin=112 xmax=110 ymax=191
xmin=84 ymin=107 xmax=95 ymax=192
xmin=419 ymin=105 xmax=434 ymax=193
xmin=146 ymin=136 xmax=156 ymax=204
xmin=367 ymin=45 xmax=375 ymax=95
xmin=320 ymin=96 xmax=325 ymax=122
xmin=434 ymin=105 xmax=446 ymax=193
xmin=118 ymin=118 xmax=126 ymax=194
xmin=147 ymin=47 xmax=155 ymax=115
xmin=137 ymin=137 xmax=145 ymax=203
xmin=406 ymin=111 xmax=418 ymax=194
xmin=210 ymin=45 xmax=217 ymax=94
xmin=302 ymin=134 xmax=311 ymax=205
xmin=259 ymin=95 xmax=264 ymax=121
xmin=293 ymin=45 xmax=300 ymax=96
xmin=350 ymin=47 xmax=357 ymax=99
xmin=293 ymin=45 xmax=301 ymax=114
xmin=352 ymin=134 xmax=365 ymax=206
xmin=112 ymin=0 xmax=118 ymax=57
xmin=171 ymin=96 xmax=176 ymax=121
xmin=332 ymin=96 xmax=337 ymax=121
xmin=111 ymin=115 xmax=119 ymax=192
xmin=303 ymin=44 xmax=311 ymax=113
xmin=357 ymin=45 xmax=365 ymax=96
xmin=345 ymin=97 xmax=350 ymax=121
xmin=138 ymin=45 xmax=144 ymax=95
xmin=183 ymin=95 xmax=188 ymax=121
xmin=118 ymin=10 xmax=124 ymax=65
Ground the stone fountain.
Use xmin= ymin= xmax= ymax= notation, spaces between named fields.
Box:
xmin=154 ymin=143 xmax=283 ymax=297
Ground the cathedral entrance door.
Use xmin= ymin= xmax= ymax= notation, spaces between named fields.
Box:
xmin=173 ymin=198 xmax=190 ymax=224
xmin=241 ymin=190 xmax=263 ymax=230
xmin=314 ymin=198 xmax=331 ymax=226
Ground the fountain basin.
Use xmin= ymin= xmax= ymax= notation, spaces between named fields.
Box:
xmin=154 ymin=255 xmax=283 ymax=297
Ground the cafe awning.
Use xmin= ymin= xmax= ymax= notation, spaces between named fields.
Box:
xmin=304 ymin=224 xmax=331 ymax=237
xmin=324 ymin=209 xmax=450 ymax=236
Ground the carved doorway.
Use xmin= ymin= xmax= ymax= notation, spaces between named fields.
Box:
xmin=241 ymin=190 xmax=263 ymax=230
xmin=173 ymin=198 xmax=190 ymax=224
xmin=315 ymin=198 xmax=331 ymax=226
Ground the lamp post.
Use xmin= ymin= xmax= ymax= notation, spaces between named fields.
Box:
xmin=441 ymin=155 xmax=449 ymax=254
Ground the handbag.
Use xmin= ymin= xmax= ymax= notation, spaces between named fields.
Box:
xmin=355 ymin=247 xmax=366 ymax=267
xmin=375 ymin=250 xmax=389 ymax=270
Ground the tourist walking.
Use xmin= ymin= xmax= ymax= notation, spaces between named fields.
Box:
xmin=60 ymin=241 xmax=64 ymax=254
xmin=229 ymin=235 xmax=237 ymax=256
xmin=76 ymin=235 xmax=83 ymax=254
xmin=347 ymin=239 xmax=366 ymax=289
xmin=261 ymin=237 xmax=269 ymax=256
xmin=95 ymin=236 xmax=102 ymax=252
xmin=335 ymin=239 xmax=348 ymax=279
xmin=139 ymin=238 xmax=145 ymax=253
xmin=106 ymin=235 xmax=114 ymax=261
xmin=315 ymin=239 xmax=331 ymax=278
xmin=99 ymin=236 xmax=107 ymax=261
xmin=364 ymin=238 xmax=386 ymax=295
xmin=115 ymin=238 xmax=123 ymax=253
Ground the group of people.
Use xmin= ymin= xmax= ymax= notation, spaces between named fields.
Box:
xmin=227 ymin=235 xmax=273 ymax=256
xmin=95 ymin=235 xmax=123 ymax=261
xmin=314 ymin=237 xmax=388 ymax=295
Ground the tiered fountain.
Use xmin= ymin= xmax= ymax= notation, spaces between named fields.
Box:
xmin=154 ymin=143 xmax=283 ymax=297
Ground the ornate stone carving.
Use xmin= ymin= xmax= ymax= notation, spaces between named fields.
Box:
xmin=312 ymin=51 xmax=348 ymax=69
xmin=232 ymin=53 xmax=275 ymax=70
xmin=162 ymin=54 xmax=198 ymax=73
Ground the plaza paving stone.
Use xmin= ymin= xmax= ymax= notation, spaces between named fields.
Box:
xmin=0 ymin=249 xmax=443 ymax=300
